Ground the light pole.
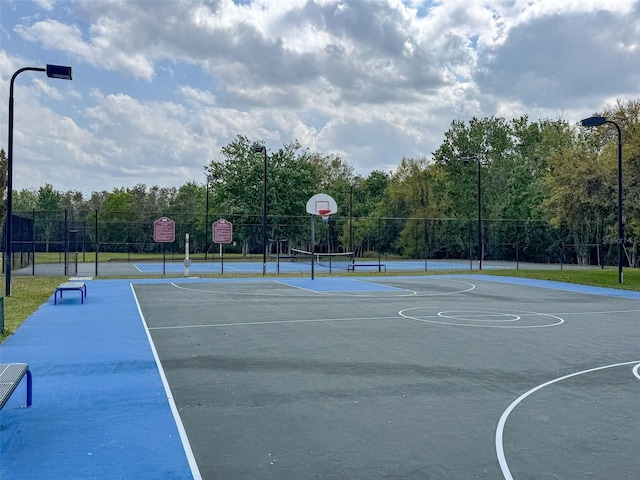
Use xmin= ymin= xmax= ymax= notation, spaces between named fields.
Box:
xmin=581 ymin=116 xmax=624 ymax=283
xmin=349 ymin=180 xmax=360 ymax=259
xmin=252 ymin=145 xmax=268 ymax=275
xmin=5 ymin=65 xmax=72 ymax=296
xmin=461 ymin=155 xmax=482 ymax=270
xmin=204 ymin=175 xmax=214 ymax=260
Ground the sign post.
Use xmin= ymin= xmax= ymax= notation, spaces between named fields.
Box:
xmin=213 ymin=219 xmax=233 ymax=274
xmin=154 ymin=217 xmax=175 ymax=275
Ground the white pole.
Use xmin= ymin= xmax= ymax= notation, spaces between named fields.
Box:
xmin=184 ymin=233 xmax=190 ymax=276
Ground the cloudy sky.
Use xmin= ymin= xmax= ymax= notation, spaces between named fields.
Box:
xmin=1 ymin=0 xmax=639 ymax=195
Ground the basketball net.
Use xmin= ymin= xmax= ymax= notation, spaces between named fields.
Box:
xmin=319 ymin=209 xmax=331 ymax=223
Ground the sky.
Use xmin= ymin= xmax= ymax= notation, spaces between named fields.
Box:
xmin=1 ymin=0 xmax=639 ymax=196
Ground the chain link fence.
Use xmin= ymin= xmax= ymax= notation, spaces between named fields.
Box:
xmin=2 ymin=209 xmax=633 ymax=276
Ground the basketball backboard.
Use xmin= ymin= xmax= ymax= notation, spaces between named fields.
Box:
xmin=306 ymin=193 xmax=338 ymax=216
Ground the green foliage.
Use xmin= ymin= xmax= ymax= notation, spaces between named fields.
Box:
xmin=6 ymin=97 xmax=640 ymax=268
xmin=36 ymin=183 xmax=62 ymax=210
xmin=12 ymin=187 xmax=38 ymax=210
xmin=206 ymin=135 xmax=346 ymax=253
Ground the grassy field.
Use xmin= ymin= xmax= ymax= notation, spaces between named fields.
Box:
xmin=484 ymin=267 xmax=640 ymax=290
xmin=1 ymin=267 xmax=638 ymax=342
xmin=1 ymin=276 xmax=67 ymax=340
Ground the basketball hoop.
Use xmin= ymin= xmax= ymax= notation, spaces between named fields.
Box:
xmin=318 ymin=209 xmax=331 ymax=223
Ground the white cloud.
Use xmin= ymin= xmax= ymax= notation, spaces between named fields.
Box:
xmin=32 ymin=0 xmax=57 ymax=11
xmin=1 ymin=0 xmax=638 ymax=194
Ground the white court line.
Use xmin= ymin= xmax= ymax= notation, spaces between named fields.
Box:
xmin=273 ymin=279 xmax=419 ymax=296
xmin=367 ymin=279 xmax=477 ymax=296
xmin=170 ymin=281 xmax=295 ymax=296
xmin=399 ymin=307 xmax=564 ymax=329
xmin=148 ymin=315 xmax=401 ymax=330
xmin=496 ymin=360 xmax=640 ymax=480
xmin=355 ymin=279 xmax=418 ymax=296
xmin=170 ymin=280 xmax=416 ymax=297
xmin=438 ymin=311 xmax=521 ymax=323
xmin=131 ymin=263 xmax=143 ymax=272
xmin=541 ymin=308 xmax=640 ymax=316
xmin=131 ymin=284 xmax=203 ymax=480
xmin=272 ymin=279 xmax=324 ymax=293
xmin=169 ymin=279 xmax=476 ymax=297
xmin=219 ymin=264 xmax=242 ymax=271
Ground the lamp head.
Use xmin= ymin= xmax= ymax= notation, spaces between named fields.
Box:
xmin=581 ymin=116 xmax=607 ymax=127
xmin=252 ymin=145 xmax=265 ymax=153
xmin=460 ymin=156 xmax=471 ymax=165
xmin=46 ymin=64 xmax=73 ymax=80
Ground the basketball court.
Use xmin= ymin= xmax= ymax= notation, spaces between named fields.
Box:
xmin=130 ymin=275 xmax=640 ymax=479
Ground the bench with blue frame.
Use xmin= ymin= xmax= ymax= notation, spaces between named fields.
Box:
xmin=0 ymin=363 xmax=32 ymax=410
xmin=347 ymin=263 xmax=387 ymax=272
xmin=55 ymin=281 xmax=87 ymax=305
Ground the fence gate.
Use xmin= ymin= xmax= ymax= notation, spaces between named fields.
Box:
xmin=65 ymin=228 xmax=78 ymax=276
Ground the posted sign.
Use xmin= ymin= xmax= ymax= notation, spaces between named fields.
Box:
xmin=154 ymin=217 xmax=175 ymax=243
xmin=213 ymin=218 xmax=233 ymax=244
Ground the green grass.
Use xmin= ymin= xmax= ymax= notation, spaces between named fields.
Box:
xmin=479 ymin=267 xmax=640 ymax=291
xmin=1 ymin=267 xmax=638 ymax=343
xmin=1 ymin=276 xmax=66 ymax=340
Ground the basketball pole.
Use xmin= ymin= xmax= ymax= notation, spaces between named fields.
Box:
xmin=310 ymin=214 xmax=315 ymax=280
xmin=305 ymin=194 xmax=338 ymax=281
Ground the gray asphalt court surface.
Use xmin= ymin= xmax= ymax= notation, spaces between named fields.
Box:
xmin=133 ymin=276 xmax=640 ymax=479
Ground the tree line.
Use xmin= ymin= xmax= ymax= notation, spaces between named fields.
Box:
xmin=1 ymin=99 xmax=638 ymax=266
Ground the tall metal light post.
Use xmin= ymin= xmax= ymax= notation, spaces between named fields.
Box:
xmin=252 ymin=145 xmax=268 ymax=275
xmin=461 ymin=155 xmax=482 ymax=270
xmin=5 ymin=65 xmax=73 ymax=296
xmin=581 ymin=116 xmax=624 ymax=284
xmin=349 ymin=181 xmax=358 ymax=257
xmin=204 ymin=175 xmax=214 ymax=260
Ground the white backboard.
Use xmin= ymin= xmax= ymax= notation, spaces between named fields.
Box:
xmin=306 ymin=193 xmax=338 ymax=215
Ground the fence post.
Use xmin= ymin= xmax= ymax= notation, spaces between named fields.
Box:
xmin=95 ymin=209 xmax=99 ymax=276
xmin=64 ymin=208 xmax=68 ymax=276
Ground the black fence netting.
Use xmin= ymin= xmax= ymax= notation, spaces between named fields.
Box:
xmin=1 ymin=209 xmax=635 ymax=275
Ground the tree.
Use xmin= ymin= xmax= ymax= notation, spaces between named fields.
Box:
xmin=579 ymin=99 xmax=640 ymax=267
xmin=35 ymin=184 xmax=63 ymax=252
xmin=348 ymin=171 xmax=391 ymax=252
xmin=169 ymin=181 xmax=203 ymax=253
xmin=207 ymin=136 xmax=322 ymax=255
xmin=99 ymin=188 xmax=134 ymax=252
xmin=13 ymin=187 xmax=38 ymax=211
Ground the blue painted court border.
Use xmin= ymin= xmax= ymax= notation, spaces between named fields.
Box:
xmin=463 ymin=274 xmax=640 ymax=299
xmin=1 ymin=274 xmax=639 ymax=479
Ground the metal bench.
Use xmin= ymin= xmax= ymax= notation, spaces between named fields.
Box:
xmin=55 ymin=281 xmax=87 ymax=305
xmin=347 ymin=263 xmax=387 ymax=272
xmin=0 ymin=363 xmax=32 ymax=410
